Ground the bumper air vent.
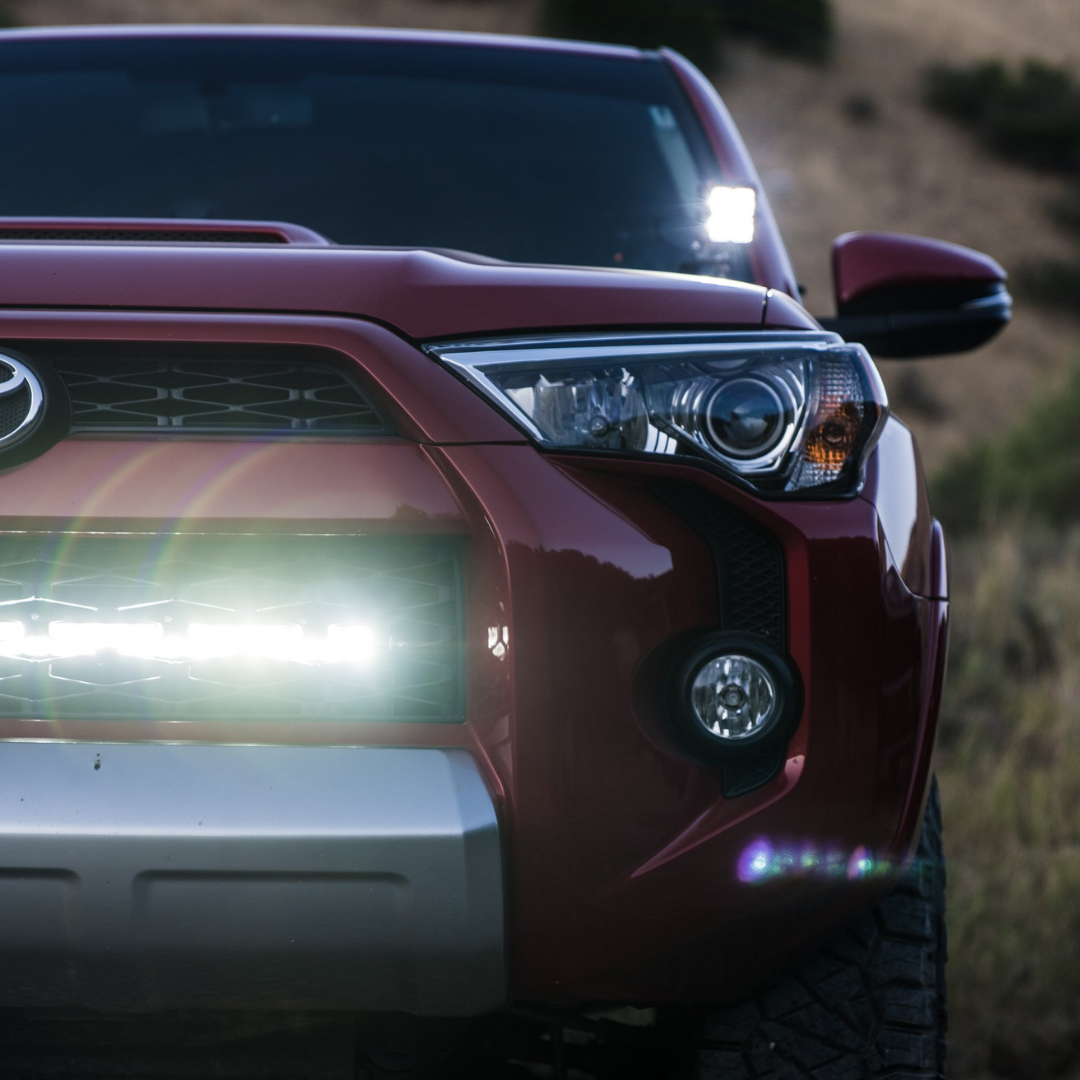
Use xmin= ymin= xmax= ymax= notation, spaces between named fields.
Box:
xmin=0 ymin=217 xmax=329 ymax=244
xmin=655 ymin=484 xmax=786 ymax=649
xmin=26 ymin=351 xmax=391 ymax=436
xmin=0 ymin=535 xmax=463 ymax=723
xmin=0 ymin=228 xmax=288 ymax=243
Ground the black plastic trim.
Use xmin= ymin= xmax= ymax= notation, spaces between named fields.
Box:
xmin=820 ymin=282 xmax=1012 ymax=358
xmin=652 ymin=482 xmax=786 ymax=650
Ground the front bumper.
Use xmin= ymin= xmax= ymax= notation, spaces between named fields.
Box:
xmin=0 ymin=743 xmax=504 ymax=1014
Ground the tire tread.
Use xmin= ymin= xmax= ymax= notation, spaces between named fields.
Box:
xmin=697 ymin=778 xmax=947 ymax=1080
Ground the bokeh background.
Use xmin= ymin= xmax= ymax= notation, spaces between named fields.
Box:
xmin=5 ymin=0 xmax=1080 ymax=1075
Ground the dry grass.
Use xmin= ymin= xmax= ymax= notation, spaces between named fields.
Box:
xmin=940 ymin=528 xmax=1080 ymax=1078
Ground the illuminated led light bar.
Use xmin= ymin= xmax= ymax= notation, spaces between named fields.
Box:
xmin=706 ymin=185 xmax=756 ymax=244
xmin=0 ymin=621 xmax=383 ymax=665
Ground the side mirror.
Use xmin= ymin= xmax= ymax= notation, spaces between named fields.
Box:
xmin=817 ymin=232 xmax=1011 ymax=357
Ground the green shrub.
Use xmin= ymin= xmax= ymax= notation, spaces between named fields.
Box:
xmin=539 ymin=0 xmax=834 ymax=67
xmin=932 ymin=355 xmax=1080 ymax=532
xmin=1048 ymin=183 xmax=1080 ymax=236
xmin=722 ymin=0 xmax=832 ymax=61
xmin=1013 ymin=256 xmax=1080 ymax=312
xmin=925 ymin=58 xmax=1080 ymax=173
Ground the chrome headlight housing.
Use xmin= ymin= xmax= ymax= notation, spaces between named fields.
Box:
xmin=425 ymin=332 xmax=888 ymax=495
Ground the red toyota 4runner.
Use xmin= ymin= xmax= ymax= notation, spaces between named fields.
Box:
xmin=0 ymin=25 xmax=1008 ymax=1080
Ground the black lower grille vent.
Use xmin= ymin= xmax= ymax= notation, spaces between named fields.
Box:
xmin=40 ymin=355 xmax=389 ymax=435
xmin=0 ymin=535 xmax=463 ymax=723
xmin=0 ymin=383 xmax=30 ymax=439
xmin=656 ymin=485 xmax=786 ymax=649
xmin=0 ymin=229 xmax=287 ymax=243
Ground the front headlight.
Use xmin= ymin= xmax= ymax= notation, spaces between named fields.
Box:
xmin=426 ymin=332 xmax=887 ymax=495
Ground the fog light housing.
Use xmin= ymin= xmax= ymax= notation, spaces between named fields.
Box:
xmin=667 ymin=633 xmax=802 ymax=797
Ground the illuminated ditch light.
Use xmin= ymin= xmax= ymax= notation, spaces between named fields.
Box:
xmin=737 ymin=838 xmax=893 ymax=884
xmin=0 ymin=621 xmax=384 ymax=665
xmin=706 ymin=185 xmax=756 ymax=244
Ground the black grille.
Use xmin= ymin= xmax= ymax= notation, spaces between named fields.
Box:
xmin=0 ymin=229 xmax=287 ymax=243
xmin=0 ymin=383 xmax=30 ymax=439
xmin=50 ymin=358 xmax=389 ymax=435
xmin=0 ymin=535 xmax=463 ymax=723
xmin=656 ymin=485 xmax=786 ymax=649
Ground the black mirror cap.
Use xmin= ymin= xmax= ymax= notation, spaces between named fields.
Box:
xmin=820 ymin=279 xmax=1012 ymax=358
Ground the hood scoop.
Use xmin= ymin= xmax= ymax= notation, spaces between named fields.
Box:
xmin=0 ymin=217 xmax=331 ymax=245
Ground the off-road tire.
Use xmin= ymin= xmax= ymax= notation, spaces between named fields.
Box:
xmin=693 ymin=777 xmax=947 ymax=1079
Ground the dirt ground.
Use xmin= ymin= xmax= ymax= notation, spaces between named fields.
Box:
xmin=9 ymin=0 xmax=1080 ymax=470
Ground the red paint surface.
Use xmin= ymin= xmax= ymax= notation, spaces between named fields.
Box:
xmin=834 ymin=231 xmax=1007 ymax=307
xmin=0 ymin=439 xmax=466 ymax=532
xmin=764 ymin=289 xmax=819 ymax=330
xmin=0 ymin=246 xmax=768 ymax=339
xmin=860 ymin=418 xmax=936 ymax=598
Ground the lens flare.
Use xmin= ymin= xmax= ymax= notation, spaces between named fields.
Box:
xmin=737 ymin=838 xmax=892 ymax=885
xmin=738 ymin=840 xmax=774 ymax=883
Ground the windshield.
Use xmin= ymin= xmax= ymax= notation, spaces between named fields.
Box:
xmin=0 ymin=35 xmax=753 ymax=281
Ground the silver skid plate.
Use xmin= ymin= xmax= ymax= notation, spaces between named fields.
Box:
xmin=0 ymin=742 xmax=504 ymax=1014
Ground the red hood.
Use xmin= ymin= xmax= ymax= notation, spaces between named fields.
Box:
xmin=0 ymin=243 xmax=814 ymax=339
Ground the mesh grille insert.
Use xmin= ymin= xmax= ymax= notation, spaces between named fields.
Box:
xmin=655 ymin=484 xmax=786 ymax=649
xmin=50 ymin=357 xmax=390 ymax=435
xmin=0 ymin=535 xmax=463 ymax=723
xmin=0 ymin=384 xmax=30 ymax=440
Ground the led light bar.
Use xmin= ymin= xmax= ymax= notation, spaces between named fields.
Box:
xmin=0 ymin=621 xmax=384 ymax=665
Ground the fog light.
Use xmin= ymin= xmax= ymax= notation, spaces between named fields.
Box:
xmin=665 ymin=631 xmax=801 ymax=796
xmin=691 ymin=653 xmax=778 ymax=739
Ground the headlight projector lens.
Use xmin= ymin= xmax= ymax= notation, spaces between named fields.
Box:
xmin=666 ymin=632 xmax=803 ymax=797
xmin=691 ymin=653 xmax=777 ymax=739
xmin=704 ymin=378 xmax=785 ymax=458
